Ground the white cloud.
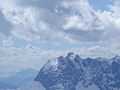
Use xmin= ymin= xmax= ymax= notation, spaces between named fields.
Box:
xmin=0 ymin=0 xmax=120 ymax=43
xmin=0 ymin=43 xmax=119 ymax=77
xmin=0 ymin=0 xmax=120 ymax=77
xmin=62 ymin=0 xmax=103 ymax=31
xmin=0 ymin=0 xmax=55 ymax=42
xmin=2 ymin=37 xmax=13 ymax=47
xmin=0 ymin=45 xmax=66 ymax=76
xmin=60 ymin=0 xmax=120 ymax=43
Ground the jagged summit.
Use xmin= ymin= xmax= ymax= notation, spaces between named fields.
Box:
xmin=35 ymin=53 xmax=120 ymax=90
xmin=113 ymin=55 xmax=120 ymax=60
xmin=66 ymin=52 xmax=76 ymax=61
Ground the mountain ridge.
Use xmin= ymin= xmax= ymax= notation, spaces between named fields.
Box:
xmin=1 ymin=52 xmax=120 ymax=90
xmin=35 ymin=52 xmax=120 ymax=90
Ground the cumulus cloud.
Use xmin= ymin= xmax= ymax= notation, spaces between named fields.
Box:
xmin=60 ymin=0 xmax=120 ymax=42
xmin=0 ymin=0 xmax=120 ymax=43
xmin=0 ymin=0 xmax=56 ymax=42
xmin=62 ymin=0 xmax=101 ymax=31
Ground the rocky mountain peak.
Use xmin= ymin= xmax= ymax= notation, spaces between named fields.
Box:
xmin=35 ymin=53 xmax=120 ymax=90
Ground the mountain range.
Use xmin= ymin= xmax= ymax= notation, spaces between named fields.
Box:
xmin=35 ymin=52 xmax=120 ymax=90
xmin=1 ymin=52 xmax=120 ymax=90
xmin=0 ymin=69 xmax=37 ymax=89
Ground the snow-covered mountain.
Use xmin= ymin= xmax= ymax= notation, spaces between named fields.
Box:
xmin=2 ymin=52 xmax=120 ymax=90
xmin=35 ymin=52 xmax=120 ymax=90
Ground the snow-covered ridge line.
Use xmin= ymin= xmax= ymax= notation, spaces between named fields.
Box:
xmin=3 ymin=52 xmax=120 ymax=90
xmin=35 ymin=52 xmax=120 ymax=90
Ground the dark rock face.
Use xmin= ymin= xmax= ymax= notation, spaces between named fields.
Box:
xmin=35 ymin=53 xmax=120 ymax=90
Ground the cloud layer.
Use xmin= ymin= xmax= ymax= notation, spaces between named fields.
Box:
xmin=0 ymin=0 xmax=120 ymax=43
xmin=0 ymin=0 xmax=120 ymax=76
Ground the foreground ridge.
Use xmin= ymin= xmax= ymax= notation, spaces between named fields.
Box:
xmin=35 ymin=52 xmax=120 ymax=90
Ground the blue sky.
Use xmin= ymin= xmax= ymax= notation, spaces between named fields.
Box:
xmin=0 ymin=0 xmax=120 ymax=77
xmin=89 ymin=0 xmax=113 ymax=10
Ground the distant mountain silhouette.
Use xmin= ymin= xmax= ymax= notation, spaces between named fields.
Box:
xmin=0 ymin=81 xmax=16 ymax=89
xmin=0 ymin=69 xmax=37 ymax=88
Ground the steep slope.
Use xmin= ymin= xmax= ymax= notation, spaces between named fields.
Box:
xmin=35 ymin=52 xmax=120 ymax=90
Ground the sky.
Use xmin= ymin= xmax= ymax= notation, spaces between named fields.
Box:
xmin=0 ymin=0 xmax=120 ymax=77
